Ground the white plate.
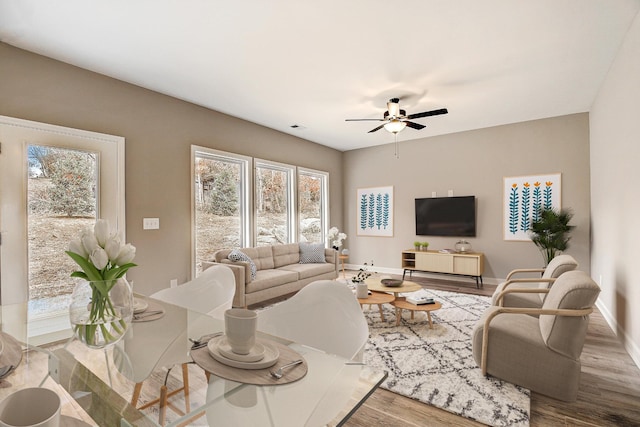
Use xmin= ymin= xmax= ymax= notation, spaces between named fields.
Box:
xmin=213 ymin=335 xmax=265 ymax=363
xmin=208 ymin=338 xmax=279 ymax=370
xmin=133 ymin=298 xmax=148 ymax=314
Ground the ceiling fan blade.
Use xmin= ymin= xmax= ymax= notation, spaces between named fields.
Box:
xmin=345 ymin=118 xmax=384 ymax=122
xmin=368 ymin=124 xmax=386 ymax=133
xmin=406 ymin=108 xmax=448 ymax=120
xmin=405 ymin=121 xmax=426 ymax=130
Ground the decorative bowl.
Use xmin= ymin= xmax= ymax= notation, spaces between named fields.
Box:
xmin=381 ymin=279 xmax=403 ymax=287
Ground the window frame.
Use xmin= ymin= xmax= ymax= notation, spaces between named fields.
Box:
xmin=297 ymin=166 xmax=329 ymax=245
xmin=190 ymin=146 xmax=252 ymax=278
xmin=254 ymin=159 xmax=296 ymax=245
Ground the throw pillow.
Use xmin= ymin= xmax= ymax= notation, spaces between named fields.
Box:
xmin=228 ymin=249 xmax=257 ymax=280
xmin=299 ymin=242 xmax=326 ymax=264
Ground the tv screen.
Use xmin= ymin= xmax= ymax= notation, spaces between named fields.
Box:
xmin=415 ymin=196 xmax=476 ymax=237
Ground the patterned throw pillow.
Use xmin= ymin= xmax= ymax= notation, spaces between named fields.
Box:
xmin=227 ymin=249 xmax=257 ymax=280
xmin=299 ymin=242 xmax=326 ymax=264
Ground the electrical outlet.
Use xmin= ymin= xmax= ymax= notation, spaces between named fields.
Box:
xmin=448 ymin=190 xmax=454 ymax=197
xmin=170 ymin=279 xmax=178 ymax=288
xmin=431 ymin=191 xmax=437 ymax=197
xmin=143 ymin=218 xmax=160 ymax=230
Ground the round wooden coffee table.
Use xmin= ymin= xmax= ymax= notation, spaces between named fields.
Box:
xmin=392 ymin=298 xmax=442 ymax=327
xmin=357 ymin=291 xmax=395 ymax=321
xmin=364 ymin=277 xmax=422 ymax=297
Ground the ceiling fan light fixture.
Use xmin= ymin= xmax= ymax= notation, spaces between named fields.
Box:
xmin=383 ymin=119 xmax=407 ymax=134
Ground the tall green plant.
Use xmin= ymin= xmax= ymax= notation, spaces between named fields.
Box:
xmin=529 ymin=207 xmax=574 ymax=266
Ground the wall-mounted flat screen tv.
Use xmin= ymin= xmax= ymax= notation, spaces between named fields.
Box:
xmin=415 ymin=196 xmax=476 ymax=237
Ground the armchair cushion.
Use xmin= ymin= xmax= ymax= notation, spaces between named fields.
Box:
xmin=541 ymin=254 xmax=579 ymax=280
xmin=539 ymin=270 xmax=600 ymax=359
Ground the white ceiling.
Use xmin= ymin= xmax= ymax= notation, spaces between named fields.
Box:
xmin=1 ymin=1 xmax=639 ymax=151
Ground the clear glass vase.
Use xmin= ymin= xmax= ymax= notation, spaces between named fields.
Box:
xmin=69 ymin=277 xmax=134 ymax=349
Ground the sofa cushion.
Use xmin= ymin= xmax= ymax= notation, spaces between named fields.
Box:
xmin=246 ymin=269 xmax=299 ymax=294
xmin=272 ymin=243 xmax=300 ymax=268
xmin=239 ymin=246 xmax=275 ymax=271
xmin=228 ymin=249 xmax=257 ymax=280
xmin=279 ymin=263 xmax=336 ymax=280
xmin=299 ymin=242 xmax=326 ymax=264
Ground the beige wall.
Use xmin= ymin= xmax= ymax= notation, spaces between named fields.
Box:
xmin=343 ymin=114 xmax=591 ymax=281
xmin=590 ymin=11 xmax=640 ymax=367
xmin=0 ymin=43 xmax=343 ymax=295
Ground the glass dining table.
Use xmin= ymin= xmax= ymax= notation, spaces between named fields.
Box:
xmin=0 ymin=295 xmax=387 ymax=426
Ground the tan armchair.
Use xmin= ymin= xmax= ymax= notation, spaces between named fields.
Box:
xmin=491 ymin=254 xmax=578 ymax=308
xmin=472 ymin=270 xmax=600 ymax=401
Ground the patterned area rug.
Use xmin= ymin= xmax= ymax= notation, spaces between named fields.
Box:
xmin=363 ymin=288 xmax=530 ymax=427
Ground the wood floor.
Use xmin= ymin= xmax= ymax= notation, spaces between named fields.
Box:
xmin=334 ymin=272 xmax=640 ymax=427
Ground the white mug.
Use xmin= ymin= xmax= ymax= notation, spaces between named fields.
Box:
xmin=224 ymin=308 xmax=257 ymax=355
xmin=0 ymin=387 xmax=61 ymax=427
xmin=356 ymin=282 xmax=369 ymax=299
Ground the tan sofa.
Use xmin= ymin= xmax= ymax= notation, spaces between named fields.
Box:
xmin=207 ymin=243 xmax=338 ymax=307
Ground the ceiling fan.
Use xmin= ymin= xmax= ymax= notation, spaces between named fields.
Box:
xmin=345 ymin=98 xmax=448 ymax=134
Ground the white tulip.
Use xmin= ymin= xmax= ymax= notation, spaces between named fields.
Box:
xmin=338 ymin=232 xmax=347 ymax=240
xmin=69 ymin=238 xmax=88 ymax=257
xmin=90 ymin=247 xmax=109 ymax=270
xmin=94 ymin=219 xmax=111 ymax=248
xmin=81 ymin=229 xmax=99 ymax=254
xmin=115 ymin=243 xmax=136 ymax=266
xmin=104 ymin=236 xmax=122 ymax=262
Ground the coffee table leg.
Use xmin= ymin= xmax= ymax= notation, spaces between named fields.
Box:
xmin=378 ymin=304 xmax=385 ymax=321
xmin=395 ymin=308 xmax=401 ymax=326
xmin=427 ymin=311 xmax=433 ymax=329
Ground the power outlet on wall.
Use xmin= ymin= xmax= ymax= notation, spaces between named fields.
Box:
xmin=170 ymin=279 xmax=178 ymax=288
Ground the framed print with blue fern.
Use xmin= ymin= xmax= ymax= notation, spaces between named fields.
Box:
xmin=357 ymin=186 xmax=394 ymax=237
xmin=504 ymin=173 xmax=561 ymax=241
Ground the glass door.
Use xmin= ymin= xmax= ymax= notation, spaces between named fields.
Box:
xmin=0 ymin=116 xmax=124 ymax=344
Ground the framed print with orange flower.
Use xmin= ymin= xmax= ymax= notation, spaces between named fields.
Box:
xmin=503 ymin=173 xmax=561 ymax=241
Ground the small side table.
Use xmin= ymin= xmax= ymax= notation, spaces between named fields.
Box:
xmin=392 ymin=298 xmax=442 ymax=327
xmin=357 ymin=291 xmax=395 ymax=321
xmin=338 ymin=254 xmax=348 ymax=279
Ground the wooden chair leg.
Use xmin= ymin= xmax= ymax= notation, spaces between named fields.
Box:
xmin=131 ymin=382 xmax=143 ymax=406
xmin=181 ymin=363 xmax=191 ymax=413
xmin=159 ymin=384 xmax=168 ymax=426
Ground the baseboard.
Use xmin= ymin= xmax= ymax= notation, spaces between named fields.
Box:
xmin=596 ymin=299 xmax=640 ymax=370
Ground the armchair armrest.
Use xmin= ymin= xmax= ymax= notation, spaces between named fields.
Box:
xmin=495 ymin=287 xmax=550 ymax=307
xmin=501 ymin=277 xmax=556 ymax=291
xmin=480 ymin=305 xmax=593 ymax=375
xmin=505 ymin=268 xmax=546 ymax=280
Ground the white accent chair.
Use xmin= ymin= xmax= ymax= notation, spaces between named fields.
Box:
xmin=491 ymin=254 xmax=578 ymax=308
xmin=257 ymin=279 xmax=370 ymax=361
xmin=130 ymin=264 xmax=235 ymax=425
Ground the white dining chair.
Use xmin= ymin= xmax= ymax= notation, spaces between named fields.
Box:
xmin=257 ymin=279 xmax=370 ymax=361
xmin=204 ymin=279 xmax=370 ymax=426
xmin=130 ymin=264 xmax=235 ymax=425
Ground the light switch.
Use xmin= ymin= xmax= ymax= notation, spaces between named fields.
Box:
xmin=143 ymin=218 xmax=160 ymax=230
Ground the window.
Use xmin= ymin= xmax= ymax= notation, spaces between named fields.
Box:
xmin=298 ymin=168 xmax=328 ymax=243
xmin=191 ymin=146 xmax=330 ymax=275
xmin=192 ymin=146 xmax=250 ymax=275
xmin=254 ymin=160 xmax=294 ymax=246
